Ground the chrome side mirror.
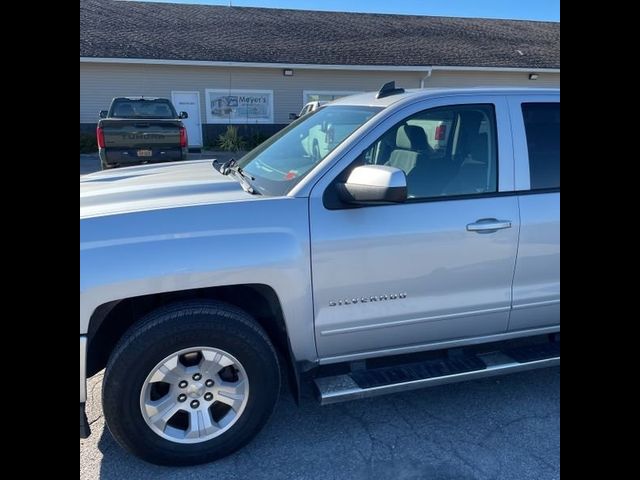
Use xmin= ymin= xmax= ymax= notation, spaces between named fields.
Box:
xmin=337 ymin=165 xmax=407 ymax=204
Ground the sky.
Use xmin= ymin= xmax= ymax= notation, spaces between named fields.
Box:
xmin=134 ymin=0 xmax=560 ymax=21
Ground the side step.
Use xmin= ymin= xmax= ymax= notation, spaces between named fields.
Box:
xmin=314 ymin=342 xmax=559 ymax=405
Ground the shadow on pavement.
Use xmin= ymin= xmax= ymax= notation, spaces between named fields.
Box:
xmin=93 ymin=368 xmax=559 ymax=480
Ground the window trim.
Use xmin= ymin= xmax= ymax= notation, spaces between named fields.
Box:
xmin=297 ymin=93 xmax=514 ymax=200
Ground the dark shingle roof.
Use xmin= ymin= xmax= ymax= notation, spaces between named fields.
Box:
xmin=80 ymin=0 xmax=559 ymax=69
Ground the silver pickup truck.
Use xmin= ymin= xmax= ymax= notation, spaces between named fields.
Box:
xmin=80 ymin=84 xmax=560 ymax=466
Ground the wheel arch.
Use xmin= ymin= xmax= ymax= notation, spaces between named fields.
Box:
xmin=86 ymin=284 xmax=302 ymax=401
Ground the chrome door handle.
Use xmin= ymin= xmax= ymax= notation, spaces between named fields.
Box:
xmin=466 ymin=218 xmax=512 ymax=233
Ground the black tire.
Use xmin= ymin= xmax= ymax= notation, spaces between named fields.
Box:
xmin=102 ymin=300 xmax=281 ymax=466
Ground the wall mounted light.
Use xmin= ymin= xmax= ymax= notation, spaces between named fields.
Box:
xmin=283 ymin=69 xmax=294 ymax=76
xmin=529 ymin=73 xmax=539 ymax=80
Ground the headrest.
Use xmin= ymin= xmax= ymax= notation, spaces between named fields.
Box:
xmin=459 ymin=111 xmax=485 ymax=132
xmin=396 ymin=125 xmax=429 ymax=151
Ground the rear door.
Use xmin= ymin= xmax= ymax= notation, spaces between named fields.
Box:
xmin=507 ymin=94 xmax=560 ymax=330
xmin=309 ymin=95 xmax=521 ymax=360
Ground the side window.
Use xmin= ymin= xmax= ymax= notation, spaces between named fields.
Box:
xmin=358 ymin=104 xmax=498 ymax=199
xmin=522 ymin=103 xmax=560 ymax=190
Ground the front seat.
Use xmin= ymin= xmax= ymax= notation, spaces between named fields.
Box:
xmin=385 ymin=125 xmax=431 ymax=174
xmin=444 ymin=111 xmax=491 ymax=195
xmin=386 ymin=125 xmax=450 ymax=198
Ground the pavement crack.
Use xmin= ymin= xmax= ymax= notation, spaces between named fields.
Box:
xmin=88 ymin=416 xmax=103 ymax=426
xmin=479 ymin=414 xmax=557 ymax=446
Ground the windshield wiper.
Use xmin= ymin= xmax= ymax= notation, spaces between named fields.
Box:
xmin=212 ymin=158 xmax=258 ymax=195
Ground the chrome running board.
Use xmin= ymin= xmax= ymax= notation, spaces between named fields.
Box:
xmin=314 ymin=346 xmax=559 ymax=405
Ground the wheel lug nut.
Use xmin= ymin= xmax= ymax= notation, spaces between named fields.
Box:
xmin=192 ymin=373 xmax=202 ymax=381
xmin=190 ymin=400 xmax=200 ymax=409
xmin=204 ymin=392 xmax=213 ymax=401
xmin=178 ymin=394 xmax=187 ymax=402
xmin=178 ymin=381 xmax=188 ymax=388
xmin=205 ymin=379 xmax=214 ymax=387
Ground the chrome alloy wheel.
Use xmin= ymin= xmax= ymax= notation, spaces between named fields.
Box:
xmin=139 ymin=347 xmax=249 ymax=444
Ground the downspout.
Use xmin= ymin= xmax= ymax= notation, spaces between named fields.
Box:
xmin=420 ymin=67 xmax=433 ymax=88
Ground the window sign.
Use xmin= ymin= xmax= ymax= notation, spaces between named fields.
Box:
xmin=205 ymin=89 xmax=274 ymax=123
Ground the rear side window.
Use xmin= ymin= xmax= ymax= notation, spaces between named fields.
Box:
xmin=522 ymin=103 xmax=560 ymax=190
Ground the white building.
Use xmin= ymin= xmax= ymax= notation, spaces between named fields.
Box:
xmin=80 ymin=0 xmax=560 ymax=149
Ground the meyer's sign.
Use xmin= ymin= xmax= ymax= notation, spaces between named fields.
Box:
xmin=205 ymin=89 xmax=274 ymax=124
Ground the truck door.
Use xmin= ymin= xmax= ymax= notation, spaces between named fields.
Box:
xmin=507 ymin=95 xmax=560 ymax=331
xmin=309 ymin=95 xmax=520 ymax=360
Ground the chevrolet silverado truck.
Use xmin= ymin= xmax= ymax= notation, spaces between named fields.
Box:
xmin=97 ymin=97 xmax=189 ymax=170
xmin=80 ymin=84 xmax=560 ymax=466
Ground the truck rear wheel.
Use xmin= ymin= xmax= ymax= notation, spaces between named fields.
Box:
xmin=102 ymin=300 xmax=281 ymax=466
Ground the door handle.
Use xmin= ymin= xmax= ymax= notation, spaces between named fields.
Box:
xmin=466 ymin=218 xmax=512 ymax=233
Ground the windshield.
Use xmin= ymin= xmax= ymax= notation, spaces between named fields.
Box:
xmin=237 ymin=106 xmax=382 ymax=196
xmin=110 ymin=99 xmax=178 ymax=119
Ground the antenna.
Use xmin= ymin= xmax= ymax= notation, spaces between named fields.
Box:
xmin=376 ymin=81 xmax=405 ymax=99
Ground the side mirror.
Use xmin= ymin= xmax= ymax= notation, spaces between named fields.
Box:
xmin=179 ymin=111 xmax=189 ymax=119
xmin=99 ymin=110 xmax=108 ymax=119
xmin=289 ymin=113 xmax=299 ymax=120
xmin=337 ymin=165 xmax=407 ymax=204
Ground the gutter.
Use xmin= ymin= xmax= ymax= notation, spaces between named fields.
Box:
xmin=80 ymin=57 xmax=560 ymax=74
xmin=420 ymin=68 xmax=433 ymax=88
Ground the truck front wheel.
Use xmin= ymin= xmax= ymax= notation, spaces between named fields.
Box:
xmin=102 ymin=300 xmax=281 ymax=466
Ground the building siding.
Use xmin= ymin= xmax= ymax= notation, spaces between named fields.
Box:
xmin=80 ymin=62 xmax=559 ymax=126
xmin=424 ymin=70 xmax=560 ymax=88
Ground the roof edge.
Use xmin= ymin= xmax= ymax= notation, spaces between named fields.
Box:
xmin=79 ymin=57 xmax=560 ymax=73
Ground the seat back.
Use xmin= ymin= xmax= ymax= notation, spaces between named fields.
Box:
xmin=445 ymin=112 xmax=492 ymax=195
xmin=386 ymin=125 xmax=430 ymax=174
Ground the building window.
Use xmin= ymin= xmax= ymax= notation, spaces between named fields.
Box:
xmin=302 ymin=91 xmax=361 ymax=104
xmin=205 ymin=89 xmax=274 ymax=124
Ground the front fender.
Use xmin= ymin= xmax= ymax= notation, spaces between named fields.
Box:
xmin=80 ymin=196 xmax=316 ymax=363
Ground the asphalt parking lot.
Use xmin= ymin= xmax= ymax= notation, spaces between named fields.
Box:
xmin=80 ymin=366 xmax=559 ymax=480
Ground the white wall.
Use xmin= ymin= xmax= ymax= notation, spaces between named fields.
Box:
xmin=80 ymin=62 xmax=559 ymax=124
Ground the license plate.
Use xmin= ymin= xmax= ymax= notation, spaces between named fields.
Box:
xmin=137 ymin=149 xmax=152 ymax=157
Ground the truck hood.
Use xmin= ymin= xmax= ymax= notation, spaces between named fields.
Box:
xmin=80 ymin=160 xmax=254 ymax=218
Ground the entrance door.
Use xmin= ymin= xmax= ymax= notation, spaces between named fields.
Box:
xmin=171 ymin=91 xmax=203 ymax=148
